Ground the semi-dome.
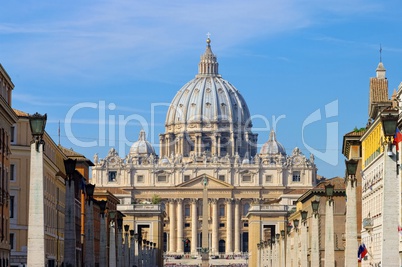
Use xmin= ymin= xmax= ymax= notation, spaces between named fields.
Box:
xmin=129 ymin=130 xmax=155 ymax=157
xmin=165 ymin=38 xmax=251 ymax=129
xmin=260 ymin=130 xmax=286 ymax=155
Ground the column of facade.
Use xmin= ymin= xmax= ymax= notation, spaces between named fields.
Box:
xmin=178 ymin=134 xmax=183 ymax=155
xmin=325 ymin=200 xmax=334 ymax=267
xmin=226 ymin=198 xmax=233 ymax=254
xmin=159 ymin=135 xmax=165 ymax=157
xmin=230 ymin=132 xmax=235 ymax=156
xmin=169 ymin=199 xmax=177 ymax=253
xmin=177 ymin=199 xmax=184 ymax=253
xmin=217 ymin=134 xmax=221 ymax=157
xmin=234 ymin=199 xmax=241 ymax=253
xmin=166 ymin=135 xmax=171 ymax=157
xmin=211 ymin=199 xmax=219 ymax=255
xmin=191 ymin=199 xmax=198 ymax=254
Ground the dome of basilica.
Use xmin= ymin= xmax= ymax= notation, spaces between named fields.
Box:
xmin=129 ymin=130 xmax=155 ymax=157
xmin=260 ymin=130 xmax=286 ymax=155
xmin=165 ymin=38 xmax=251 ymax=129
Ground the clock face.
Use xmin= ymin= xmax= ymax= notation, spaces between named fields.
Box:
xmin=292 ymin=156 xmax=302 ymax=165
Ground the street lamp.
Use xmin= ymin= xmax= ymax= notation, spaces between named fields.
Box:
xmin=301 ymin=210 xmax=308 ymax=224
xmin=325 ymin=183 xmax=335 ymax=205
xmin=293 ymin=219 xmax=299 ymax=232
xmin=29 ymin=112 xmax=47 ymax=151
xmin=286 ymin=224 xmax=292 ymax=235
xmin=345 ymin=159 xmax=358 ymax=177
xmin=311 ymin=200 xmax=320 ymax=217
xmin=280 ymin=230 xmax=285 ymax=239
xmin=27 ymin=112 xmax=47 ymax=267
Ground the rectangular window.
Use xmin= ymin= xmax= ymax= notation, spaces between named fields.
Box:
xmin=157 ymin=175 xmax=167 ymax=182
xmin=292 ymin=171 xmax=301 ymax=182
xmin=243 ymin=223 xmax=249 ymax=228
xmin=265 ymin=175 xmax=272 ymax=183
xmin=10 ymin=126 xmax=15 ymax=144
xmin=184 ymin=175 xmax=190 ymax=182
xmin=137 ymin=175 xmax=144 ymax=183
xmin=242 ymin=175 xmax=251 ymax=182
xmin=219 ymin=175 xmax=225 ymax=181
xmin=10 ymin=233 xmax=14 ymax=250
xmin=10 ymin=164 xmax=15 ymax=181
xmin=10 ymin=196 xmax=14 ymax=218
xmin=185 ymin=223 xmax=191 ymax=228
xmin=219 ymin=223 xmax=225 ymax=228
xmin=108 ymin=171 xmax=117 ymax=182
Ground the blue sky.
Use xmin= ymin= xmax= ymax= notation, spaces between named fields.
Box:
xmin=1 ymin=0 xmax=402 ymax=178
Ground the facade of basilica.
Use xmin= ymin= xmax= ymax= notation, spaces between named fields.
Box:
xmin=91 ymin=38 xmax=317 ymax=259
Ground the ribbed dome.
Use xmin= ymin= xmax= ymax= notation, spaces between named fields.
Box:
xmin=260 ymin=130 xmax=286 ymax=155
xmin=129 ymin=130 xmax=155 ymax=157
xmin=165 ymin=38 xmax=251 ymax=128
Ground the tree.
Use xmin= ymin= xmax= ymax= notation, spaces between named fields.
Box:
xmin=151 ymin=194 xmax=161 ymax=204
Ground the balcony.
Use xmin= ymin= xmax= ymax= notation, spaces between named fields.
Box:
xmin=363 ymin=217 xmax=373 ymax=231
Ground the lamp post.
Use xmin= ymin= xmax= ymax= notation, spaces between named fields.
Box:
xmin=64 ymin=158 xmax=77 ymax=267
xmin=311 ymin=199 xmax=320 ymax=267
xmin=300 ymin=210 xmax=308 ymax=267
xmin=275 ymin=233 xmax=280 ymax=267
xmin=109 ymin=211 xmax=117 ymax=267
xmin=116 ymin=216 xmax=123 ymax=267
xmin=286 ymin=224 xmax=292 ymax=267
xmin=124 ymin=225 xmax=130 ymax=267
xmin=324 ymin=183 xmax=335 ymax=267
xmin=84 ymin=183 xmax=96 ymax=267
xmin=134 ymin=232 xmax=140 ymax=267
xmin=27 ymin=112 xmax=47 ymax=267
xmin=280 ymin=230 xmax=285 ymax=267
xmin=380 ymin=109 xmax=400 ymax=266
xmin=99 ymin=200 xmax=108 ymax=267
xmin=129 ymin=230 xmax=135 ymax=267
xmin=344 ymin=159 xmax=358 ymax=267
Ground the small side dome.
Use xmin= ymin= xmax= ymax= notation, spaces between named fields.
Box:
xmin=129 ymin=130 xmax=155 ymax=157
xmin=260 ymin=130 xmax=286 ymax=155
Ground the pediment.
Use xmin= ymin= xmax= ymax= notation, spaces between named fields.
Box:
xmin=177 ymin=174 xmax=234 ymax=189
